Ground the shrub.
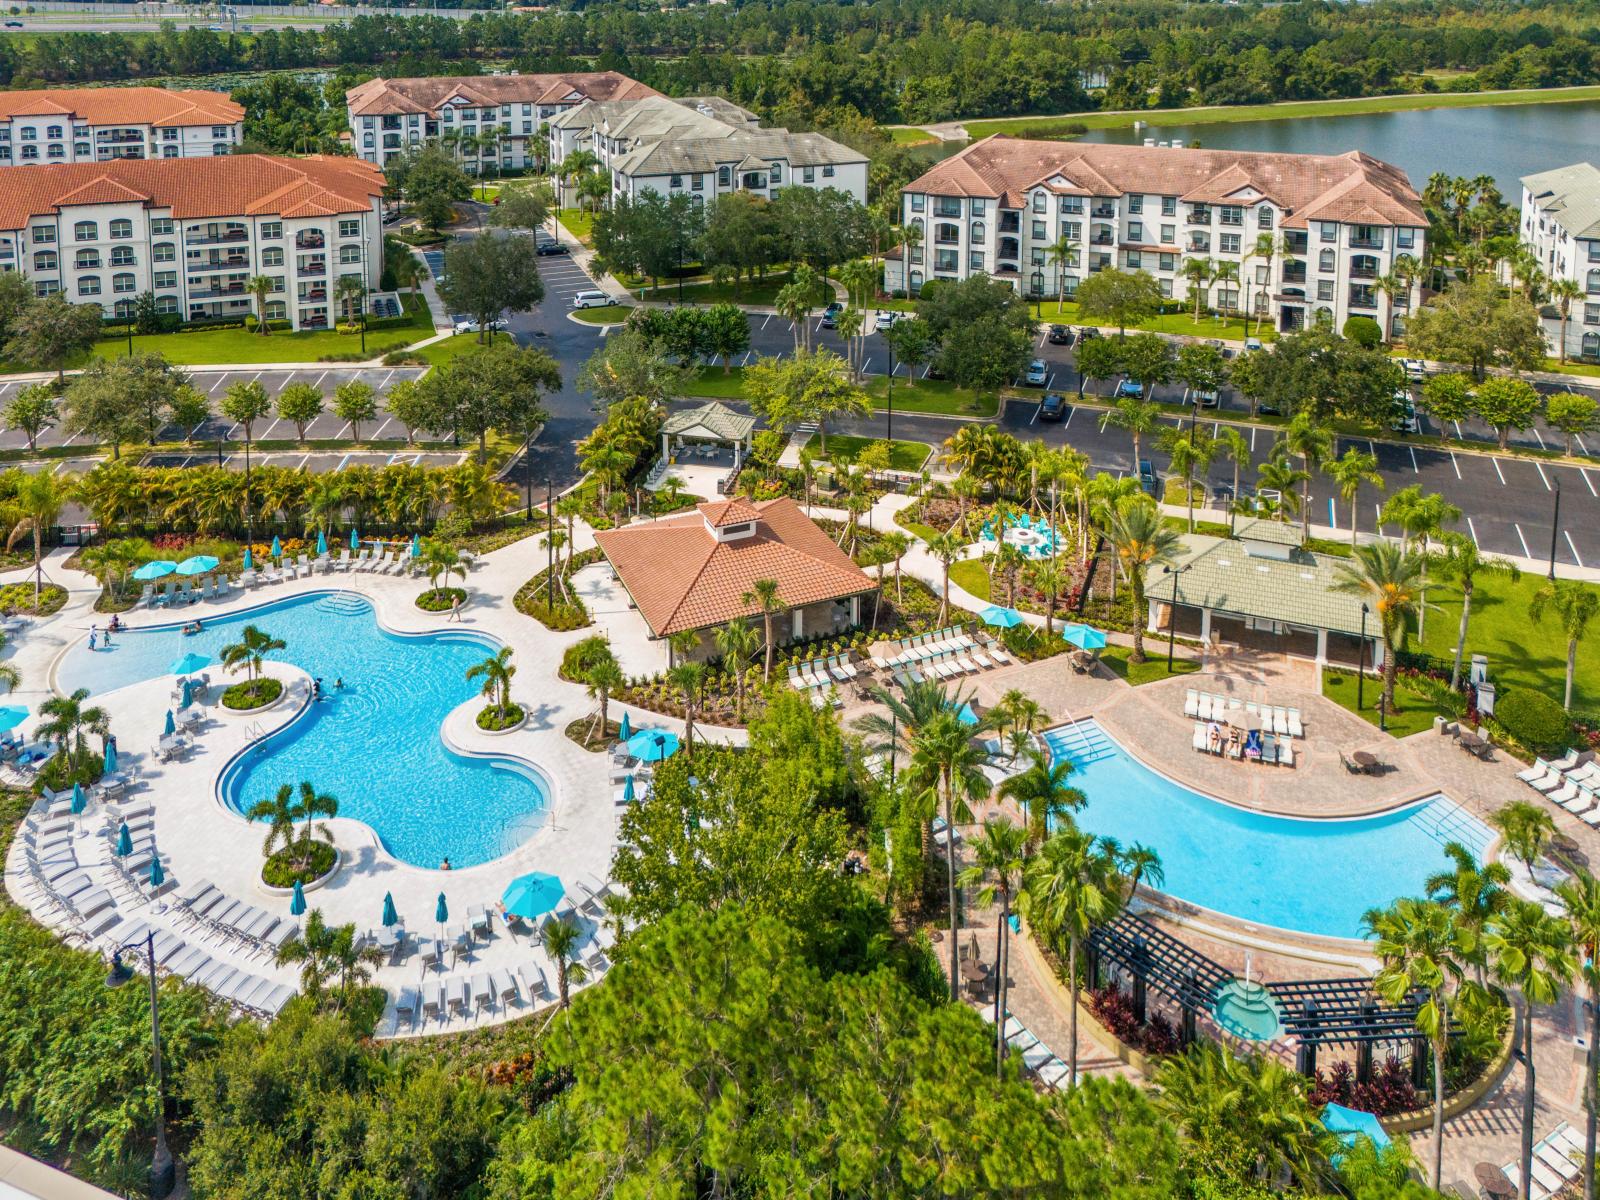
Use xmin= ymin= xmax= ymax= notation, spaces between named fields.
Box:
xmin=1495 ymin=687 xmax=1573 ymax=753
xmin=416 ymin=586 xmax=467 ymax=613
xmin=222 ymin=676 xmax=284 ymax=710
xmin=1308 ymin=1057 xmax=1418 ymax=1116
xmin=560 ymin=634 xmax=616 ymax=682
xmin=37 ymin=750 xmax=105 ymax=792
xmin=477 ymin=702 xmax=525 ymax=731
xmin=1342 ymin=315 xmax=1382 ymax=346
xmin=262 ymin=839 xmax=335 ymax=888
xmin=0 ymin=582 xmax=67 ymax=616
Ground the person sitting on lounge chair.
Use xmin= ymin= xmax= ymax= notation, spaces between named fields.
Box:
xmin=1206 ymin=721 xmax=1222 ymax=753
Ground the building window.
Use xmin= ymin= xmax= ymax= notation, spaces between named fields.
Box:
xmin=74 ymin=221 xmax=97 ymax=242
xmin=1258 ymin=208 xmax=1273 ymax=229
xmin=823 ymin=165 xmax=834 ymax=178
xmin=1126 ymin=250 xmax=1142 ymax=269
xmin=969 ymin=252 xmax=985 ymax=271
xmin=155 ymin=294 xmax=177 ymax=314
xmin=33 ymin=251 xmax=56 ymax=271
xmin=262 ymin=248 xmax=283 ymax=267
xmin=669 ymin=174 xmax=682 ymax=189
xmin=909 ymin=194 xmax=924 ymax=213
xmin=718 ymin=166 xmax=730 ymax=187
xmin=1588 ymin=270 xmax=1600 ymax=296
xmin=78 ymin=276 xmax=101 ymax=296
xmin=1032 ymin=192 xmax=1046 ymax=213
xmin=935 ymin=249 xmax=958 ymax=272
xmin=47 ymin=145 xmax=64 ymax=160
xmin=154 ymin=270 xmax=176 ymax=289
xmin=31 ymin=225 xmax=55 ymax=244
xmin=1128 ymin=220 xmax=1144 ymax=242
xmin=1030 ymin=248 xmax=1045 ymax=267
xmin=340 ymin=246 xmax=361 ymax=264
xmin=213 ymin=144 xmax=229 ymax=156
xmin=1161 ymin=196 xmax=1177 ymax=216
xmin=265 ymin=300 xmax=288 ymax=321
xmin=1189 ymin=234 xmax=1210 ymax=253
xmin=1160 ymin=224 xmax=1175 ymax=243
xmin=19 ymin=146 xmax=37 ymax=160
xmin=260 ymin=222 xmax=282 ymax=240
xmin=1159 ymin=253 xmax=1175 ymax=272
xmin=1220 ymin=206 xmax=1243 ymax=226
xmin=1317 ymin=280 xmax=1334 ymax=301
xmin=1318 ymin=248 xmax=1335 ymax=272
xmin=1060 ymin=197 xmax=1083 ymax=215
xmin=1159 ymin=277 xmax=1173 ymax=297
xmin=1060 ymin=221 xmax=1080 ymax=240
xmin=33 ymin=280 xmax=59 ymax=296
xmin=1128 ymin=195 xmax=1143 ymax=214
xmin=339 ymin=219 xmax=360 ymax=237
xmin=691 ymin=174 xmax=704 ymax=191
xmin=970 ymin=221 xmax=985 ymax=242
xmin=1319 ymin=222 xmax=1337 ymax=243
xmin=110 ymin=247 xmax=135 ymax=266
xmin=113 ymin=273 xmax=136 ymax=293
xmin=153 ymin=243 xmax=175 ymax=263
xmin=1220 ymin=234 xmax=1240 ymax=255
xmin=150 ymin=218 xmax=173 ymax=235
xmin=75 ymin=250 xmax=101 ymax=269
xmin=1031 ymin=221 xmax=1046 ymax=239
xmin=109 ymin=219 xmax=132 ymax=239
xmin=769 ymin=163 xmax=782 ymax=183
xmin=802 ymin=166 xmax=814 ymax=183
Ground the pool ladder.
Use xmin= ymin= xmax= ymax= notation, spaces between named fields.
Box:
xmin=1045 ymin=710 xmax=1114 ymax=768
xmin=243 ymin=721 xmax=268 ymax=753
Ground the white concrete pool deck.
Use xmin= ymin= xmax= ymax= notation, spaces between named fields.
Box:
xmin=2 ymin=535 xmax=728 ymax=1037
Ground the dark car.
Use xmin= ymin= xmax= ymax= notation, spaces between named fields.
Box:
xmin=1039 ymin=392 xmax=1067 ymax=421
xmin=536 ymin=241 xmax=569 ymax=257
xmin=1077 ymin=326 xmax=1101 ymax=341
xmin=1138 ymin=459 xmax=1159 ymax=496
xmin=2 ymin=19 xmax=22 ymax=26
xmin=1047 ymin=324 xmax=1073 ymax=346
xmin=821 ymin=302 xmax=844 ymax=329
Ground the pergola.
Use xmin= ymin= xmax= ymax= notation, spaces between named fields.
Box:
xmin=660 ymin=402 xmax=756 ymax=470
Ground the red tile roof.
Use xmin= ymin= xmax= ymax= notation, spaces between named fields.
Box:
xmin=904 ymin=136 xmax=1424 ymax=228
xmin=346 ymin=72 xmax=657 ymax=117
xmin=0 ymin=155 xmax=384 ymax=231
xmin=0 ymin=87 xmax=243 ymax=128
xmin=593 ymin=497 xmax=874 ymax=637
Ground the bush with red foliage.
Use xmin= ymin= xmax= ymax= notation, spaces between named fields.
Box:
xmin=1307 ymin=1057 xmax=1418 ymax=1117
xmin=1087 ymin=986 xmax=1181 ymax=1057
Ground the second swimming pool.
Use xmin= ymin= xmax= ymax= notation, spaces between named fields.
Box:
xmin=1039 ymin=722 xmax=1491 ymax=939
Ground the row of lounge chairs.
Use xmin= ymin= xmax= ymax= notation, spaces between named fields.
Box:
xmin=174 ymin=878 xmax=302 ymax=957
xmin=1501 ymin=1121 xmax=1585 ymax=1200
xmin=889 ymin=643 xmax=1012 ymax=690
xmin=1191 ymin=721 xmax=1296 ymax=767
xmin=884 ymin=627 xmax=992 ymax=668
xmin=788 ymin=655 xmax=859 ymax=691
xmin=1518 ymin=752 xmax=1600 ymax=826
xmin=140 ymin=577 xmax=236 ymax=607
xmin=978 ymin=1009 xmax=1074 ymax=1092
xmin=1184 ymin=690 xmax=1304 ymax=737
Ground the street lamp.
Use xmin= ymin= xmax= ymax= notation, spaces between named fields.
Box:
xmin=359 ymin=235 xmax=370 ymax=357
xmin=1358 ymin=602 xmax=1369 ymax=713
xmin=1548 ymin=477 xmax=1562 ymax=580
xmin=1031 ymin=269 xmax=1043 ymax=320
xmin=106 ymin=930 xmax=175 ymax=1199
xmin=1162 ymin=563 xmax=1190 ymax=671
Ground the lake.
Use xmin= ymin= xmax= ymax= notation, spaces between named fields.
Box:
xmin=921 ymin=99 xmax=1600 ymax=197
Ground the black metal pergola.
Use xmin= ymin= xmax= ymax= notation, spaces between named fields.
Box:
xmin=1085 ymin=915 xmax=1233 ymax=1046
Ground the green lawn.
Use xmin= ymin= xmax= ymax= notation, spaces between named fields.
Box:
xmin=894 ymin=509 xmax=944 ymax=544
xmin=572 ymin=305 xmax=634 ymax=325
xmin=804 ymin=434 xmax=931 ymax=472
xmin=557 ymin=207 xmax=595 ymax=245
xmin=887 ymin=127 xmax=939 ymax=145
xmin=1100 ymin=644 xmax=1201 ymax=685
xmin=639 ymin=274 xmax=793 ymax=307
xmin=1409 ymin=572 xmax=1600 ymax=713
xmin=684 ymin=367 xmax=996 ymax=417
xmin=1322 ymin=669 xmax=1449 ymax=739
xmin=948 ymin=558 xmax=993 ymax=602
xmin=89 ymin=293 xmax=433 ymax=366
xmin=1541 ymin=358 xmax=1600 ymax=379
xmin=1035 ymin=299 xmax=1270 ymax=343
xmin=409 ymin=332 xmax=484 ymax=367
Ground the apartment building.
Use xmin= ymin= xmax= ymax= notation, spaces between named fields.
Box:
xmin=1520 ymin=162 xmax=1600 ymax=361
xmin=0 ymin=88 xmax=243 ymax=167
xmin=0 ymin=156 xmax=385 ymax=331
xmin=345 ymin=72 xmax=657 ymax=172
xmin=885 ymin=136 xmax=1428 ymax=339
xmin=548 ymin=94 xmax=868 ymax=206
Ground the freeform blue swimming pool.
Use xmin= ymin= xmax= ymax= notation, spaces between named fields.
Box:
xmin=58 ymin=592 xmax=549 ymax=868
xmin=1040 ymin=722 xmax=1491 ymax=939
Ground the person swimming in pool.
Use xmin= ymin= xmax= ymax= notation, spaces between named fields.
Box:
xmin=440 ymin=857 xmax=452 ymax=871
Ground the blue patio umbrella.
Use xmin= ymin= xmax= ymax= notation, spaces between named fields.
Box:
xmin=979 ymin=604 xmax=1023 ymax=628
xmin=132 ymin=560 xmax=177 ymax=581
xmin=1061 ymin=623 xmax=1108 ymax=650
xmin=410 ymin=534 xmax=421 ymax=558
xmin=102 ymin=740 xmax=118 ymax=776
xmin=625 ymin=728 xmax=679 ymax=762
xmin=162 ymin=710 xmax=176 ymax=736
xmin=115 ymin=821 xmax=132 ymax=857
xmin=176 ymin=554 xmax=219 ymax=576
xmin=169 ymin=651 xmax=211 ymax=676
xmin=0 ymin=705 xmax=28 ymax=732
xmin=435 ymin=892 xmax=448 ymax=924
xmin=178 ymin=678 xmax=195 ymax=709
xmin=316 ymin=530 xmax=328 ymax=556
xmin=622 ymin=774 xmax=635 ymax=803
xmin=289 ymin=879 xmax=306 ymax=916
xmin=955 ymin=701 xmax=979 ymax=727
xmin=242 ymin=546 xmax=254 ymax=571
xmin=270 ymin=535 xmax=282 ymax=559
xmin=70 ymin=782 xmax=86 ymax=815
xmin=1321 ymin=1103 xmax=1390 ymax=1167
xmin=381 ymin=891 xmax=398 ymax=928
xmin=618 ymin=710 xmax=632 ymax=741
xmin=501 ymin=871 xmax=564 ymax=921
xmin=350 ymin=528 xmax=360 ymax=550
xmin=148 ymin=856 xmax=165 ymax=889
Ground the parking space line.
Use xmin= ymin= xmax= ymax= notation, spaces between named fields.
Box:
xmin=1582 ymin=467 xmax=1598 ymax=497
xmin=760 ymin=313 xmax=772 ymax=330
xmin=861 ymin=357 xmax=873 ymax=375
xmin=1533 ymin=427 xmax=1547 ymax=450
xmin=1514 ymin=523 xmax=1531 ymax=557
xmin=208 ymin=377 xmax=227 ymax=395
xmin=1373 ymin=502 xmax=1383 ymax=530
xmin=1249 ymin=426 xmax=1257 ymax=452
xmin=1408 ymin=446 xmax=1418 ymax=474
xmin=1044 ymin=373 xmax=1055 ymax=390
xmin=1535 ymin=461 xmax=1552 ymax=491
xmin=1453 ymin=419 xmax=1464 ymax=439
xmin=297 ymin=454 xmax=310 ymax=470
xmin=1491 ymin=456 xmax=1506 ymax=485
xmin=1061 ymin=405 xmax=1074 ymax=429
xmin=334 ymin=421 xmax=353 ymax=439
xmin=1465 ymin=516 xmax=1480 ymax=547
xmin=1578 ymin=433 xmax=1591 ymax=456
xmin=1566 ymin=530 xmax=1584 ymax=568
xmin=379 ymin=370 xmax=396 ymax=391
xmin=372 ymin=417 xmax=393 ymax=440
xmin=313 ymin=371 xmax=328 ymax=390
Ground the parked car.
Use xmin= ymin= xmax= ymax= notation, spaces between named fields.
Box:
xmin=1243 ymin=336 xmax=1264 ymax=353
xmin=1116 ymin=378 xmax=1144 ymax=399
xmin=875 ymin=310 xmax=903 ymax=333
xmin=3 ymin=19 xmax=23 ymax=26
xmin=1024 ymin=359 xmax=1049 ymax=386
xmin=536 ymin=241 xmax=569 ymax=257
xmin=453 ymin=317 xmax=507 ymax=334
xmin=1193 ymin=388 xmax=1220 ymax=408
xmin=571 ymin=290 xmax=611 ymax=309
xmin=1138 ymin=459 xmax=1159 ymax=496
xmin=1077 ymin=325 xmax=1101 ymax=342
xmin=821 ymin=302 xmax=844 ymax=329
xmin=1039 ymin=392 xmax=1067 ymax=421
xmin=1205 ymin=337 xmax=1234 ymax=360
xmin=1401 ymin=357 xmax=1426 ymax=381
xmin=1390 ymin=391 xmax=1420 ymax=434
xmin=1047 ymin=324 xmax=1073 ymax=346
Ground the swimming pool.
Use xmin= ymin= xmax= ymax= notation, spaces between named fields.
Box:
xmin=1039 ymin=722 xmax=1491 ymax=939
xmin=58 ymin=593 xmax=549 ymax=869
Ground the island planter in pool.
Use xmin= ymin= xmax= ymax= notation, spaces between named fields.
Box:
xmin=476 ymin=703 xmax=528 ymax=735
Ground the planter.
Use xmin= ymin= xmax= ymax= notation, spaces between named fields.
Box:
xmin=222 ymin=676 xmax=286 ymax=712
xmin=476 ymin=703 xmax=527 ymax=735
xmin=416 ymin=586 xmax=467 ymax=614
xmin=259 ymin=842 xmax=342 ymax=895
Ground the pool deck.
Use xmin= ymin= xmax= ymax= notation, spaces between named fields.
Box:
xmin=3 ymin=535 xmax=724 ymax=1037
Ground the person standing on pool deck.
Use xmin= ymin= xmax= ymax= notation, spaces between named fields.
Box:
xmin=448 ymin=595 xmax=462 ymax=622
xmin=88 ymin=628 xmax=97 ymax=652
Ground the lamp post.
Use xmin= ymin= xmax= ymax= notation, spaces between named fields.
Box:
xmin=1548 ymin=477 xmax=1562 ymax=580
xmin=1358 ymin=602 xmax=1369 ymax=713
xmin=544 ymin=478 xmax=553 ymax=596
xmin=1031 ymin=269 xmax=1043 ymax=320
xmin=359 ymin=235 xmax=370 ymax=357
xmin=1163 ymin=563 xmax=1190 ymax=671
xmin=106 ymin=930 xmax=175 ymax=1199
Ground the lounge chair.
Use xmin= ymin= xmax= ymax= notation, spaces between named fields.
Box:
xmin=1261 ymin=734 xmax=1279 ymax=766
xmin=467 ymin=904 xmax=491 ymax=937
xmin=1547 ymin=781 xmax=1582 ymax=809
xmin=394 ymin=986 xmax=420 ymax=1029
xmin=492 ymin=969 xmax=519 ymax=1006
xmin=1286 ymin=708 xmax=1304 ymax=738
xmin=1183 ymin=689 xmax=1200 ymax=718
xmin=1519 ymin=757 xmax=1557 ymax=785
xmin=423 ymin=980 xmax=446 ymax=1023
xmin=1279 ymin=740 xmax=1295 ymax=768
xmin=470 ymin=973 xmax=493 ymax=1011
xmin=449 ymin=976 xmax=471 ymax=1017
xmin=1551 ymin=749 xmax=1586 ymax=773
xmin=335 ymin=550 xmax=352 ymax=572
xmin=518 ymin=962 xmax=548 ymax=1000
xmin=1196 ymin=694 xmax=1214 ymax=721
xmin=138 ymin=583 xmax=155 ymax=608
xmin=1192 ymin=722 xmax=1208 ymax=752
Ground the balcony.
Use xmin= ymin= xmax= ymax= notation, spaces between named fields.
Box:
xmin=297 ymin=261 xmax=327 ymax=278
xmin=934 ymin=235 xmax=959 ymax=246
xmin=1090 ymin=234 xmax=1114 ymax=246
xmin=1348 ymin=235 xmax=1384 ymax=250
xmin=998 ymin=214 xmax=1020 ymax=234
xmin=1187 ymin=208 xmax=1211 ymax=225
xmin=298 ymin=288 xmax=327 ymax=302
xmin=1348 ymin=265 xmax=1378 ymax=280
xmin=1281 ymin=265 xmax=1307 ymax=284
xmin=1348 ymin=286 xmax=1377 ymax=310
xmin=187 ymin=229 xmax=248 ymax=247
xmin=1283 ymin=234 xmax=1309 ymax=255
xmin=935 ymin=202 xmax=962 ymax=219
xmin=1090 ymin=204 xmax=1116 ymax=219
xmin=189 ymin=285 xmax=245 ymax=300
xmin=190 ymin=255 xmax=249 ymax=271
xmin=95 ymin=131 xmax=144 ymax=145
xmin=295 ymin=232 xmax=325 ymax=249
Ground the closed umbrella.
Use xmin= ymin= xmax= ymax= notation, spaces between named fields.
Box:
xmin=410 ymin=534 xmax=421 ymax=558
xmin=381 ymin=892 xmax=398 ymax=928
xmin=501 ymin=872 xmax=563 ymax=920
xmin=289 ymin=879 xmax=306 ymax=916
xmin=622 ymin=774 xmax=635 ymax=803
xmin=115 ymin=821 xmax=133 ymax=857
xmin=70 ymin=782 xmax=86 ymax=815
xmin=163 ymin=710 xmax=176 ymax=737
xmin=132 ymin=560 xmax=177 ymax=581
xmin=435 ymin=891 xmax=448 ymax=940
xmin=148 ymin=856 xmax=165 ymax=889
xmin=176 ymin=554 xmax=219 ymax=576
xmin=350 ymin=528 xmax=360 ymax=551
xmin=618 ymin=710 xmax=632 ymax=741
xmin=169 ymin=652 xmax=211 ymax=676
xmin=0 ymin=705 xmax=28 ymax=732
xmin=316 ymin=530 xmax=328 ymax=556
xmin=979 ymin=604 xmax=1023 ymax=628
xmin=270 ymin=535 xmax=282 ymax=559
xmin=242 ymin=546 xmax=254 ymax=571
xmin=102 ymin=739 xmax=118 ymax=776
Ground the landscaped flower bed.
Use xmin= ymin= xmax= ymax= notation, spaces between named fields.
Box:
xmin=223 ymin=677 xmax=284 ymax=711
xmin=515 ymin=547 xmax=602 ymax=631
xmin=417 ymin=586 xmax=467 ymax=613
xmin=477 ymin=703 xmax=526 ymax=732
xmin=0 ymin=582 xmax=67 ymax=617
xmin=261 ymin=839 xmax=336 ymax=888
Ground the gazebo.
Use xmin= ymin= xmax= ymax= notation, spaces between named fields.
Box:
xmin=661 ymin=402 xmax=756 ymax=470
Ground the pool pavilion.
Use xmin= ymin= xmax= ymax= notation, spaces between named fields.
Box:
xmin=1145 ymin=520 xmax=1382 ymax=668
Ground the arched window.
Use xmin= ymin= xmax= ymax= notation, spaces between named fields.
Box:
xmin=33 ymin=251 xmax=56 ymax=271
xmin=1318 ymin=248 xmax=1334 ymax=272
xmin=768 ymin=163 xmax=782 ymax=183
xmin=1350 ymin=254 xmax=1378 ymax=277
xmin=113 ymin=299 xmax=137 ymax=318
xmin=934 ymin=222 xmax=958 ymax=244
xmin=970 ymin=221 xmax=985 ymax=243
xmin=1584 ymin=331 xmax=1600 ymax=361
xmin=74 ymin=221 xmax=97 ymax=242
xmin=908 ymin=269 xmax=923 ymax=294
xmin=1313 ymin=306 xmax=1333 ymax=330
xmin=75 ymin=249 xmax=101 ymax=269
xmin=78 ymin=276 xmax=101 ymax=296
xmin=109 ymin=219 xmax=133 ymax=239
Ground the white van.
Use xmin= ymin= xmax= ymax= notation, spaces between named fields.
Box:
xmin=571 ymin=290 xmax=611 ymax=310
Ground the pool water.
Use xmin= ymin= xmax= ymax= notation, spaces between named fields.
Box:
xmin=1039 ymin=722 xmax=1491 ymax=939
xmin=59 ymin=592 xmax=549 ymax=868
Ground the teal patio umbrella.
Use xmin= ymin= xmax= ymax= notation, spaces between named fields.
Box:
xmin=270 ymin=535 xmax=282 ymax=559
xmin=625 ymin=729 xmax=678 ymax=761
xmin=148 ymin=856 xmax=165 ymax=889
xmin=70 ymin=782 xmax=86 ymax=815
xmin=955 ymin=701 xmax=979 ymax=727
xmin=176 ymin=554 xmax=219 ymax=576
xmin=0 ymin=705 xmax=28 ymax=732
xmin=410 ymin=534 xmax=421 ymax=558
xmin=435 ymin=891 xmax=448 ymax=941
xmin=115 ymin=821 xmax=133 ymax=857
xmin=1062 ymin=623 xmax=1108 ymax=650
xmin=162 ymin=710 xmax=176 ymax=737
xmin=289 ymin=879 xmax=306 ymax=916
xmin=979 ymin=604 xmax=1023 ymax=628
xmin=1321 ymin=1103 xmax=1390 ymax=1168
xmin=242 ymin=546 xmax=254 ymax=570
xmin=102 ymin=739 xmax=117 ymax=776
xmin=316 ymin=530 xmax=328 ymax=556
xmin=132 ymin=560 xmax=177 ymax=581
xmin=350 ymin=528 xmax=360 ymax=551
xmin=501 ymin=872 xmax=563 ymax=921
xmin=381 ymin=892 xmax=398 ymax=928
xmin=622 ymin=774 xmax=635 ymax=803
xmin=169 ymin=651 xmax=211 ymax=676
xmin=618 ymin=710 xmax=631 ymax=741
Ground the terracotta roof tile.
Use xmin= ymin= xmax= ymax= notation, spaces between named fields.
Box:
xmin=0 ymin=87 xmax=242 ymax=128
xmin=698 ymin=498 xmax=764 ymax=528
xmin=905 ymin=136 xmax=1424 ymax=227
xmin=593 ymin=497 xmax=874 ymax=636
xmin=345 ymin=72 xmax=657 ymax=117
xmin=0 ymin=155 xmax=383 ymax=232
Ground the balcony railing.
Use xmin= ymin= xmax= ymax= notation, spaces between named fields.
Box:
xmin=1090 ymin=235 xmax=1114 ymax=246
xmin=1348 ymin=236 xmax=1384 ymax=250
xmin=186 ymin=230 xmax=248 ymax=247
xmin=998 ymin=217 xmax=1020 ymax=234
xmin=297 ymin=262 xmax=327 ymax=277
xmin=934 ymin=236 xmax=959 ymax=246
xmin=1187 ymin=209 xmax=1211 ymax=224
xmin=1090 ymin=205 xmax=1116 ymax=218
xmin=189 ymin=286 xmax=245 ymax=300
xmin=1348 ymin=266 xmax=1377 ymax=280
xmin=190 ymin=256 xmax=250 ymax=271
xmin=1281 ymin=267 xmax=1307 ymax=284
xmin=295 ymin=233 xmax=325 ymax=249
xmin=1348 ymin=287 xmax=1377 ymax=309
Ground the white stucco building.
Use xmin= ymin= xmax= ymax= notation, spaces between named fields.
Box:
xmin=548 ymin=94 xmax=868 ymax=206
xmin=0 ymin=88 xmax=243 ymax=167
xmin=0 ymin=156 xmax=386 ymax=331
xmin=1521 ymin=162 xmax=1600 ymax=361
xmin=885 ymin=135 xmax=1428 ymax=340
xmin=345 ymin=72 xmax=658 ymax=173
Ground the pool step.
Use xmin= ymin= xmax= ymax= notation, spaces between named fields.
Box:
xmin=1404 ymin=798 xmax=1494 ymax=861
xmin=1041 ymin=723 xmax=1117 ymax=768
xmin=313 ymin=594 xmax=369 ymax=617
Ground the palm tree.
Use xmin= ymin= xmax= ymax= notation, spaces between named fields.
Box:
xmin=1210 ymin=259 xmax=1240 ymax=320
xmin=740 ymin=578 xmax=782 ymax=682
xmin=1551 ymin=278 xmax=1584 ymax=364
xmin=220 ymin=623 xmax=287 ymax=703
xmin=914 ymin=710 xmax=994 ymax=999
xmin=585 ymin=658 xmax=624 ymax=739
xmin=1529 ymin=579 xmax=1598 ymax=711
xmin=1363 ymin=897 xmax=1468 ymax=1189
xmin=1182 ymin=257 xmax=1214 ymax=319
xmin=882 ymin=531 xmax=912 ymax=604
xmin=714 ymin=617 xmax=760 ymax=719
xmin=1162 ymin=426 xmax=1214 ymax=533
xmin=79 ymin=537 xmax=143 ymax=605
xmin=1381 ymin=486 xmax=1459 ymax=643
xmin=1488 ymin=899 xmax=1577 ymax=1200
xmin=245 ymin=781 xmax=304 ymax=862
xmin=36 ymin=687 xmax=109 ymax=774
xmin=1098 ymin=396 xmax=1162 ymax=465
xmin=276 ymin=908 xmax=337 ymax=1006
xmin=957 ymin=820 xmax=1026 ymax=1072
xmin=666 ymin=661 xmax=705 ymax=761
xmin=466 ymin=645 xmax=516 ymax=716
xmin=1046 ymin=235 xmax=1078 ymax=306
xmin=1213 ymin=426 xmax=1250 ymax=513
xmin=245 ymin=275 xmax=274 ymax=335
xmin=997 ymin=748 xmax=1085 ymax=854
xmin=1332 ymin=542 xmax=1426 ymax=720
xmin=419 ymin=537 xmax=462 ymax=593
xmin=1119 ymin=842 xmax=1165 ymax=903
xmin=1556 ymin=870 xmax=1600 ymax=1200
xmin=1323 ymin=447 xmax=1383 ymax=546
xmin=1097 ymin=499 xmax=1181 ymax=663
xmin=1026 ymin=557 xmax=1068 ymax=636
xmin=326 ymin=920 xmax=386 ymax=1013
xmin=1021 ymin=821 xmax=1125 ymax=1088
xmin=1493 ymin=800 xmax=1558 ymax=879
xmin=1436 ymin=533 xmax=1519 ymax=690
xmin=1282 ymin=414 xmax=1332 ymax=545
xmin=4 ymin=469 xmax=70 ymax=604
xmin=1255 ymin=456 xmax=1307 ymax=525
xmin=333 ymin=274 xmax=365 ymax=327
xmin=540 ymin=915 xmax=588 ymax=1008
xmin=926 ymin=531 xmax=965 ymax=627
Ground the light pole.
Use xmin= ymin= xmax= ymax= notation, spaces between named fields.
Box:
xmin=884 ymin=331 xmax=896 ymax=443
xmin=106 ymin=930 xmax=175 ymax=1199
xmin=359 ymin=235 xmax=370 ymax=357
xmin=1162 ymin=563 xmax=1190 ymax=671
xmin=1031 ymin=269 xmax=1043 ymax=320
xmin=1549 ymin=477 xmax=1562 ymax=580
xmin=1358 ymin=602 xmax=1369 ymax=714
